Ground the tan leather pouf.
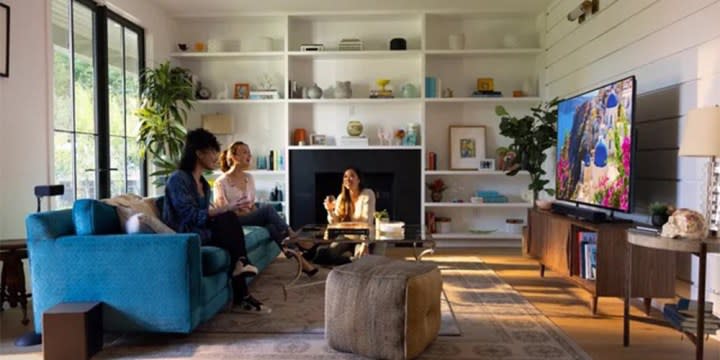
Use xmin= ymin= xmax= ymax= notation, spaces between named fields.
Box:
xmin=325 ymin=255 xmax=442 ymax=360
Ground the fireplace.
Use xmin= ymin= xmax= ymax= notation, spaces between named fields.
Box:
xmin=289 ymin=149 xmax=421 ymax=229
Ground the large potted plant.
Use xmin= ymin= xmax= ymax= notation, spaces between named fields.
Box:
xmin=495 ymin=99 xmax=560 ymax=204
xmin=136 ymin=61 xmax=194 ymax=187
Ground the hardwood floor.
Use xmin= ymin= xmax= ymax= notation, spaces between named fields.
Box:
xmin=1 ymin=248 xmax=716 ymax=359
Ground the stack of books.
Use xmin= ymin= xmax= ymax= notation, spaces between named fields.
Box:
xmin=663 ymin=298 xmax=720 ymax=334
xmin=472 ymin=90 xmax=503 ymax=97
xmin=475 ymin=191 xmax=508 ymax=203
xmin=339 ymin=38 xmax=363 ymax=51
xmin=339 ymin=136 xmax=369 ymax=147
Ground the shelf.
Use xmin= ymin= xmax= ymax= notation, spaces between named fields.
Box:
xmin=425 ymin=48 xmax=542 ymax=58
xmin=195 ymin=99 xmax=285 ymax=104
xmin=425 ymin=97 xmax=541 ymax=104
xmin=425 ymin=170 xmax=529 ymax=176
xmin=170 ymin=51 xmax=284 ymax=60
xmin=432 ymin=232 xmax=521 ymax=240
xmin=288 ymin=50 xmax=422 ymax=60
xmin=424 ymin=202 xmax=533 ymax=208
xmin=288 ymin=98 xmax=421 ymax=104
xmin=289 ymin=145 xmax=422 ymax=151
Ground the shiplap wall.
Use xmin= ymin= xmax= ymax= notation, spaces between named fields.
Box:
xmin=543 ymin=0 xmax=720 ymax=304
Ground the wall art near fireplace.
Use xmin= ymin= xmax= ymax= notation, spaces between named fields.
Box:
xmin=0 ymin=3 xmax=9 ymax=77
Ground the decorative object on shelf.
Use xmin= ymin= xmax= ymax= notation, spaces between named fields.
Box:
xmin=393 ymin=128 xmax=406 ymax=146
xmin=496 ymin=147 xmax=509 ymax=170
xmin=193 ymin=41 xmax=206 ymax=52
xmin=449 ymin=125 xmax=486 ymax=170
xmin=436 ymin=217 xmax=452 ymax=233
xmin=678 ymin=106 xmax=720 ymax=234
xmin=501 ymin=34 xmax=519 ymax=48
xmin=448 ymin=33 xmax=465 ymax=50
xmin=660 ymin=208 xmax=707 ymax=239
xmin=427 ymin=151 xmax=437 ymax=170
xmin=195 ymin=82 xmax=211 ymax=100
xmin=371 ymin=79 xmax=393 ymax=99
xmin=302 ymin=86 xmax=309 ymax=99
xmin=289 ymin=80 xmax=302 ymax=99
xmin=535 ymin=199 xmax=553 ymax=210
xmin=512 ymin=90 xmax=524 ymax=97
xmin=339 ymin=38 xmax=363 ymax=51
xmin=176 ymin=43 xmax=187 ymax=52
xmin=478 ymin=159 xmax=495 ymax=171
xmin=207 ymin=39 xmax=222 ymax=52
xmin=201 ymin=113 xmax=233 ymax=135
xmin=346 ymin=120 xmax=364 ymax=137
xmin=476 ymin=190 xmax=508 ymax=203
xmin=496 ymin=98 xmax=560 ymax=201
xmin=649 ymin=202 xmax=675 ymax=227
xmin=427 ymin=179 xmax=447 ymax=202
xmin=311 ymin=134 xmax=327 ymax=145
xmin=404 ymin=123 xmax=420 ymax=146
xmin=425 ymin=77 xmax=437 ymax=98
xmin=335 ymin=81 xmax=352 ymax=99
xmin=389 ymin=38 xmax=407 ymax=50
xmin=307 ymin=83 xmax=323 ymax=99
xmin=505 ymin=218 xmax=524 ymax=234
xmin=300 ymin=43 xmax=324 ymax=51
xmin=215 ymin=83 xmax=229 ymax=100
xmin=233 ymin=83 xmax=250 ymax=99
xmin=442 ymin=88 xmax=454 ymax=98
xmin=398 ymin=83 xmax=417 ymax=98
xmin=426 ymin=211 xmax=436 ymax=233
xmin=376 ymin=126 xmax=391 ymax=145
xmin=476 ymin=78 xmax=494 ymax=91
xmin=135 ymin=61 xmax=194 ymax=186
xmin=293 ymin=128 xmax=307 ymax=145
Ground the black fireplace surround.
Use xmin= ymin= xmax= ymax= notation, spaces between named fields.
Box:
xmin=289 ymin=149 xmax=421 ymax=229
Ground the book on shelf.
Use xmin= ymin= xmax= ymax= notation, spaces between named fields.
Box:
xmin=576 ymin=231 xmax=597 ymax=279
xmin=338 ymin=136 xmax=369 ymax=147
xmin=426 ymin=151 xmax=437 ymax=170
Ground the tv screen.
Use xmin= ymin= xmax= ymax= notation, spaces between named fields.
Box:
xmin=556 ymin=76 xmax=635 ymax=212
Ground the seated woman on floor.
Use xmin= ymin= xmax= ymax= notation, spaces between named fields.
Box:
xmin=162 ymin=129 xmax=268 ymax=313
xmin=213 ymin=141 xmax=318 ymax=277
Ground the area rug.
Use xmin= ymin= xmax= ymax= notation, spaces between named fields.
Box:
xmin=96 ymin=256 xmax=591 ymax=359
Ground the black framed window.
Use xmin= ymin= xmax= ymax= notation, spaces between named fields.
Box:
xmin=51 ymin=0 xmax=145 ymax=208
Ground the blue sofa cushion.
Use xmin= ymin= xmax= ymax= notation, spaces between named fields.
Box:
xmin=244 ymin=226 xmax=271 ymax=253
xmin=201 ymin=246 xmax=230 ymax=276
xmin=73 ymin=199 xmax=121 ymax=235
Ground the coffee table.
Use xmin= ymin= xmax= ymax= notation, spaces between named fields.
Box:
xmin=280 ymin=224 xmax=435 ymax=299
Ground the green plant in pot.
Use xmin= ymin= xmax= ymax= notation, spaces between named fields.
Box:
xmin=495 ymin=98 xmax=560 ymax=204
xmin=649 ymin=202 xmax=675 ymax=227
xmin=135 ymin=61 xmax=194 ymax=187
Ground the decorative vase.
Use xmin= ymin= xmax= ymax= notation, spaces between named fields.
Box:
xmin=335 ymin=81 xmax=352 ymax=99
xmin=651 ymin=214 xmax=669 ymax=227
xmin=308 ymin=83 xmax=323 ymax=99
xmin=293 ymin=128 xmax=307 ymax=145
xmin=401 ymin=83 xmax=418 ymax=98
xmin=431 ymin=191 xmax=443 ymax=202
xmin=346 ymin=120 xmax=363 ymax=137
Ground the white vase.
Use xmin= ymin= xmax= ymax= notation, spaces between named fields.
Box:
xmin=449 ymin=34 xmax=465 ymax=50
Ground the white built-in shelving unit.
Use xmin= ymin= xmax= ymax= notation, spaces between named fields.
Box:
xmin=170 ymin=11 xmax=542 ymax=247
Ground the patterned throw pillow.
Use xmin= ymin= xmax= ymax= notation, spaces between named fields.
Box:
xmin=104 ymin=194 xmax=175 ymax=234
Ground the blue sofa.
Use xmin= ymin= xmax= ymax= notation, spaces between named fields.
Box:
xmin=25 ymin=207 xmax=280 ymax=335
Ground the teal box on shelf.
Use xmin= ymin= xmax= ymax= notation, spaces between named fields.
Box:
xmin=425 ymin=77 xmax=436 ymax=98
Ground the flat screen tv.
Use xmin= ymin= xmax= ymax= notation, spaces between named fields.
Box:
xmin=555 ymin=76 xmax=635 ymax=212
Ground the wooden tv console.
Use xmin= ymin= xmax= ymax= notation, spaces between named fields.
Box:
xmin=527 ymin=209 xmax=676 ymax=314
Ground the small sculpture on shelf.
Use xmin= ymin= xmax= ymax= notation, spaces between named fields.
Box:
xmin=427 ymin=178 xmax=447 ymax=203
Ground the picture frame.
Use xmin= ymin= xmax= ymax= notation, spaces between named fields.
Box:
xmin=478 ymin=158 xmax=496 ymax=171
xmin=0 ymin=3 xmax=9 ymax=77
xmin=233 ymin=83 xmax=249 ymax=99
xmin=311 ymin=134 xmax=326 ymax=145
xmin=476 ymin=78 xmax=494 ymax=91
xmin=449 ymin=125 xmax=486 ymax=170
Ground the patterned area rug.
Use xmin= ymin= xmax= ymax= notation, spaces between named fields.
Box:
xmin=97 ymin=256 xmax=591 ymax=359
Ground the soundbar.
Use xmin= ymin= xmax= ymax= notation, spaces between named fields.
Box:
xmin=551 ymin=203 xmax=607 ymax=222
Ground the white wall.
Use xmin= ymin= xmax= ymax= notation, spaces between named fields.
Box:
xmin=0 ymin=0 xmax=175 ymax=240
xmin=543 ymin=0 xmax=720 ymax=307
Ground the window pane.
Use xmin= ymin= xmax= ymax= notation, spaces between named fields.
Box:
xmin=76 ymin=133 xmax=97 ymax=199
xmin=73 ymin=3 xmax=96 ymax=134
xmin=53 ymin=132 xmax=75 ymax=209
xmin=108 ymin=19 xmax=124 ymax=137
xmin=126 ymin=139 xmax=142 ymax=195
xmin=52 ymin=0 xmax=72 ymax=131
xmin=110 ymin=136 xmax=126 ymax=196
xmin=125 ymin=29 xmax=140 ymax=137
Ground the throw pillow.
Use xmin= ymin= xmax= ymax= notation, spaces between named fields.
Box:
xmin=105 ymin=194 xmax=175 ymax=234
xmin=73 ymin=199 xmax=122 ymax=235
xmin=120 ymin=210 xmax=175 ymax=234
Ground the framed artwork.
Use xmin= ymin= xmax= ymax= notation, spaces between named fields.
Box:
xmin=310 ymin=134 xmax=326 ymax=145
xmin=0 ymin=3 xmax=9 ymax=77
xmin=479 ymin=158 xmax=496 ymax=171
xmin=449 ymin=125 xmax=486 ymax=170
xmin=233 ymin=83 xmax=249 ymax=99
xmin=476 ymin=78 xmax=494 ymax=91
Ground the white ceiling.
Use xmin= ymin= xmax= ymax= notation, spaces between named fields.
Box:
xmin=144 ymin=0 xmax=553 ymax=17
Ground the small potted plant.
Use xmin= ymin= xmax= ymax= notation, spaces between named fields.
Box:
xmin=427 ymin=179 xmax=448 ymax=202
xmin=374 ymin=209 xmax=390 ymax=228
xmin=649 ymin=202 xmax=675 ymax=227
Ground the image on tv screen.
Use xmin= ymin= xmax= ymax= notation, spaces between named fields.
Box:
xmin=556 ymin=77 xmax=634 ymax=212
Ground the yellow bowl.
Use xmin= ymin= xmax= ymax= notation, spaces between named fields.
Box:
xmin=376 ymin=79 xmax=390 ymax=89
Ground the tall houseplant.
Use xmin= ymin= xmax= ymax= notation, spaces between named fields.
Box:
xmin=136 ymin=61 xmax=194 ymax=186
xmin=495 ymin=98 xmax=560 ymax=201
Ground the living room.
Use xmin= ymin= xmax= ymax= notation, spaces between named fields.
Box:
xmin=1 ymin=0 xmax=720 ymax=359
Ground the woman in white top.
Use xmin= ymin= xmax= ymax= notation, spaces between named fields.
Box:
xmin=214 ymin=141 xmax=318 ymax=277
xmin=324 ymin=167 xmax=376 ymax=224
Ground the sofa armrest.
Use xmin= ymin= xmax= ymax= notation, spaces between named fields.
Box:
xmin=26 ymin=209 xmax=75 ymax=241
xmin=29 ymin=233 xmax=204 ymax=334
